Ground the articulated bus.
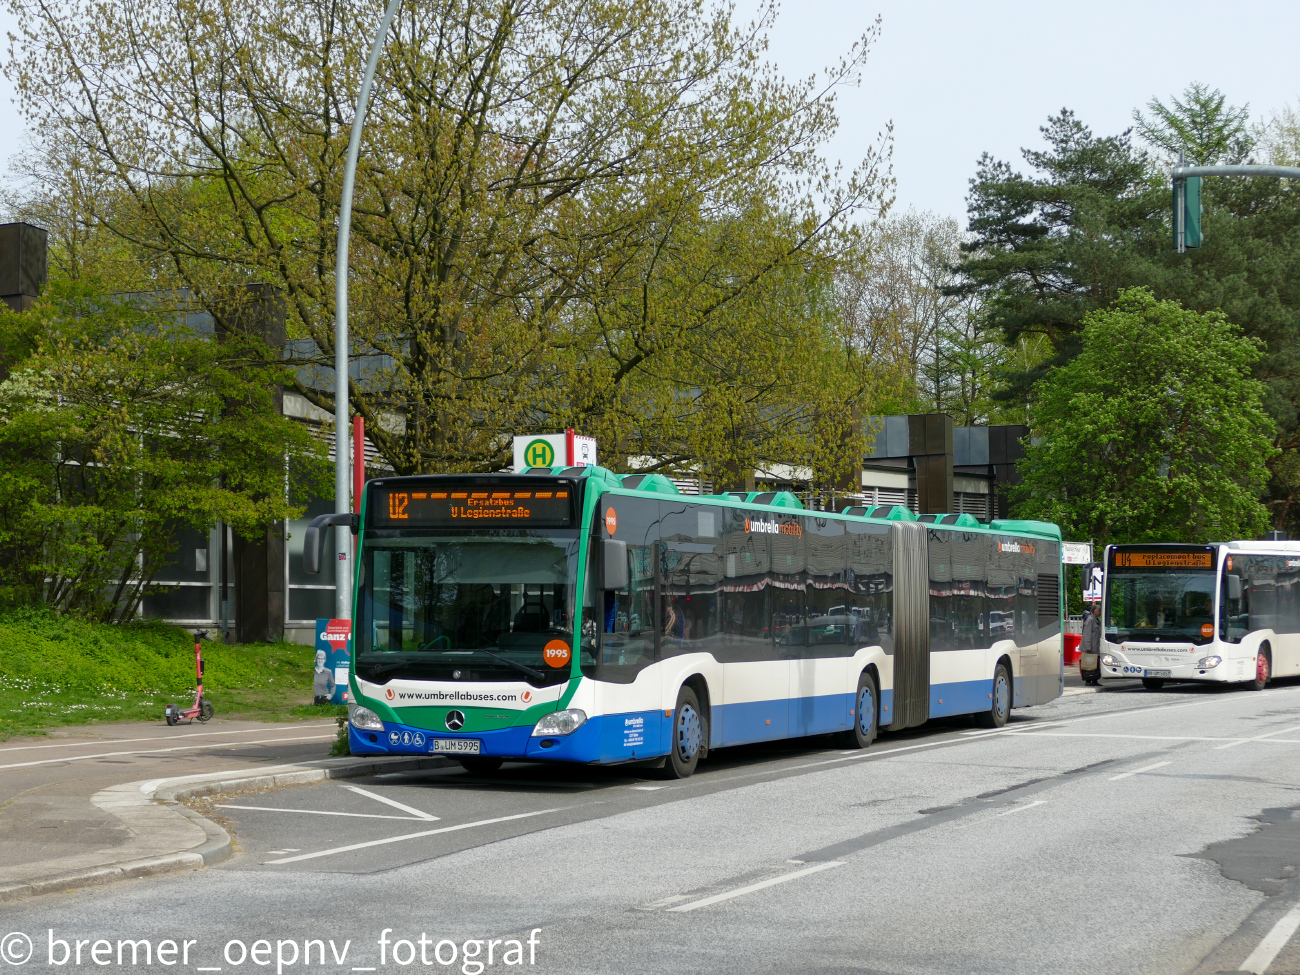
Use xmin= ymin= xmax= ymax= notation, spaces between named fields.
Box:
xmin=1099 ymin=541 xmax=1300 ymax=690
xmin=304 ymin=467 xmax=1064 ymax=777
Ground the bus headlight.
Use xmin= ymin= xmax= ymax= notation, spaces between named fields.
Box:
xmin=532 ymin=709 xmax=587 ymax=737
xmin=349 ymin=704 xmax=384 ymax=731
xmin=1196 ymin=655 xmax=1223 ymax=669
xmin=1101 ymin=654 xmax=1115 ymax=666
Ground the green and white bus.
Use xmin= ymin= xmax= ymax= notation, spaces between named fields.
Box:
xmin=304 ymin=466 xmax=1064 ymax=777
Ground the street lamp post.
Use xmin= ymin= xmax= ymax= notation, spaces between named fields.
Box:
xmin=333 ymin=0 xmax=404 ymax=618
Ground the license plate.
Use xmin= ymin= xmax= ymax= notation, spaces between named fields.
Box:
xmin=1145 ymin=669 xmax=1171 ymax=678
xmin=431 ymin=739 xmax=481 ymax=755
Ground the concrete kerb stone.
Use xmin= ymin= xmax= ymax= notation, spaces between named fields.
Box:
xmin=0 ymin=754 xmax=449 ymax=903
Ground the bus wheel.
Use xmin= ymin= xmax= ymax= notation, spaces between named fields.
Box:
xmin=1141 ymin=678 xmax=1165 ymax=690
xmin=659 ymin=686 xmax=703 ymax=779
xmin=459 ymin=757 xmax=504 ymax=774
xmin=1249 ymin=647 xmax=1271 ymax=691
xmin=975 ymin=663 xmax=1011 ymax=729
xmin=835 ymin=671 xmax=878 ymax=749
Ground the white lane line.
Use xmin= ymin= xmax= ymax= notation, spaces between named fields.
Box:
xmin=1018 ymin=732 xmax=1240 ymax=743
xmin=992 ymin=800 xmax=1048 ymax=818
xmin=666 ymin=861 xmax=845 ymax=913
xmin=0 ymin=724 xmax=336 ymax=755
xmin=1108 ymin=761 xmax=1172 ymax=782
xmin=1239 ymin=899 xmax=1300 ymax=974
xmin=630 ymin=786 xmax=666 ymax=791
xmin=262 ymin=809 xmax=563 ymax=864
xmin=1216 ymin=724 xmax=1300 ymax=751
xmin=342 ymin=785 xmax=438 ymax=821
xmin=0 ymin=734 xmax=335 ymax=771
xmin=218 ymin=804 xmax=430 ymax=822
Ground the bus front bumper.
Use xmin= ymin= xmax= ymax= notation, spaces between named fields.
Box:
xmin=1099 ymin=655 xmax=1232 ymax=682
xmin=347 ymin=719 xmax=609 ymax=764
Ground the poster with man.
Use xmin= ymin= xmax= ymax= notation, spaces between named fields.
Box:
xmin=314 ymin=618 xmax=352 ymax=705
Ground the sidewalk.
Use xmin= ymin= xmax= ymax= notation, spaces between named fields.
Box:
xmin=0 ymin=718 xmax=444 ymax=901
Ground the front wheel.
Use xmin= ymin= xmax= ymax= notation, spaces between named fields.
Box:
xmin=1141 ymin=678 xmax=1165 ymax=690
xmin=834 ymin=671 xmax=878 ymax=749
xmin=975 ymin=663 xmax=1011 ymax=729
xmin=1248 ymin=647 xmax=1271 ymax=691
xmin=198 ymin=700 xmax=214 ymax=722
xmin=657 ymin=686 xmax=703 ymax=779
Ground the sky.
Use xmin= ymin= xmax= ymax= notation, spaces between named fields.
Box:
xmin=1 ymin=0 xmax=1297 ymax=226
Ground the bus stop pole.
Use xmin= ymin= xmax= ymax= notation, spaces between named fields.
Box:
xmin=333 ymin=0 xmax=403 ymax=619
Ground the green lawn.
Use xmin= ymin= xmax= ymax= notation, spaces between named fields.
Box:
xmin=0 ymin=607 xmax=344 ymax=739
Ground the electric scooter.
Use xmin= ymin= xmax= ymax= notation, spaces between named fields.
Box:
xmin=164 ymin=629 xmax=215 ymax=726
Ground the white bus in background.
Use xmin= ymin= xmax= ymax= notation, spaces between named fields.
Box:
xmin=1099 ymin=541 xmax=1300 ymax=689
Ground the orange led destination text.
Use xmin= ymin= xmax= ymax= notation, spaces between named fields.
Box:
xmin=1114 ymin=551 xmax=1214 ymax=569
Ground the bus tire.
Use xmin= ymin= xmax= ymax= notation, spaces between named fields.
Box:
xmin=658 ymin=686 xmax=703 ymax=779
xmin=834 ymin=670 xmax=878 ymax=749
xmin=975 ymin=662 xmax=1012 ymax=729
xmin=1141 ymin=678 xmax=1165 ymax=690
xmin=459 ymin=757 xmax=504 ymax=774
xmin=1249 ymin=646 xmax=1271 ymax=691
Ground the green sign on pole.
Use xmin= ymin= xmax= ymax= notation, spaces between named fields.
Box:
xmin=524 ymin=438 xmax=555 ymax=468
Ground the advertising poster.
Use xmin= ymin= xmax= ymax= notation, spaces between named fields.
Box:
xmin=315 ymin=617 xmax=351 ymax=705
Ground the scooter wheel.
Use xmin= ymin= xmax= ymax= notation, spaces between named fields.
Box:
xmin=198 ymin=701 xmax=214 ymax=723
xmin=166 ymin=713 xmax=178 ymax=727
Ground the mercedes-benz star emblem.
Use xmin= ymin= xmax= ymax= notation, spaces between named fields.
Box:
xmin=445 ymin=710 xmax=466 ymax=731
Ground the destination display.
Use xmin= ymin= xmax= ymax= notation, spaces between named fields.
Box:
xmin=1112 ymin=550 xmax=1215 ymax=569
xmin=370 ymin=485 xmax=575 ymax=528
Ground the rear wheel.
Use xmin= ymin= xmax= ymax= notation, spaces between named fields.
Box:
xmin=1249 ymin=646 xmax=1271 ymax=691
xmin=1141 ymin=678 xmax=1166 ymax=690
xmin=975 ymin=663 xmax=1011 ymax=729
xmin=458 ymin=757 xmax=504 ymax=774
xmin=834 ymin=671 xmax=878 ymax=749
xmin=658 ymin=686 xmax=703 ymax=779
xmin=165 ymin=712 xmax=178 ymax=727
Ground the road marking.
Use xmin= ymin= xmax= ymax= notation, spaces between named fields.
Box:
xmin=992 ymin=799 xmax=1048 ymax=818
xmin=630 ymin=785 xmax=666 ymax=791
xmin=218 ymin=804 xmax=431 ymax=822
xmin=641 ymin=894 xmax=692 ymax=909
xmin=342 ymin=785 xmax=438 ymax=820
xmin=1239 ymin=899 xmax=1300 ymax=974
xmin=666 ymin=861 xmax=845 ymax=912
xmin=1108 ymin=761 xmax=1172 ymax=781
xmin=0 ymin=724 xmax=336 ymax=755
xmin=0 ymin=734 xmax=335 ymax=771
xmin=262 ymin=809 xmax=563 ymax=864
xmin=1216 ymin=724 xmax=1300 ymax=751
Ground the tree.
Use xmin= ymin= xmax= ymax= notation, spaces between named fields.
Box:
xmin=1133 ymin=82 xmax=1253 ymax=165
xmin=955 ymin=110 xmax=1168 ymax=406
xmin=0 ymin=283 xmax=328 ymax=618
xmin=4 ymin=0 xmax=892 ymax=480
xmin=1013 ymin=289 xmax=1274 ymax=547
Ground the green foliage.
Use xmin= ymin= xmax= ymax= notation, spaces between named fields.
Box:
xmin=1133 ymin=82 xmax=1253 ymax=165
xmin=1014 ymin=289 xmax=1275 ymax=546
xmin=5 ymin=0 xmax=895 ymax=485
xmin=0 ymin=282 xmax=329 ymax=618
xmin=331 ymin=715 xmax=350 ymax=756
xmin=0 ymin=606 xmax=318 ymax=737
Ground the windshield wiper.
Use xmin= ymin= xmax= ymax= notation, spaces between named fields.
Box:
xmin=472 ymin=648 xmax=547 ymax=682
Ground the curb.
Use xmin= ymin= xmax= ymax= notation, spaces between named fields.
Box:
xmin=0 ymin=755 xmax=449 ymax=903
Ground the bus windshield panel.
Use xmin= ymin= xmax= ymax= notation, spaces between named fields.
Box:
xmin=356 ymin=529 xmax=580 ymax=687
xmin=1106 ymin=546 xmax=1218 ymax=646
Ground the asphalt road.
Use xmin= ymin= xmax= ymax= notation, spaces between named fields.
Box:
xmin=6 ymin=678 xmax=1300 ymax=975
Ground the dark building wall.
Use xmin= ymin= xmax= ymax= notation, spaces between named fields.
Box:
xmin=0 ymin=223 xmax=47 ymax=313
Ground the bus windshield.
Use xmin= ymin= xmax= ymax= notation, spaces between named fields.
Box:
xmin=1106 ymin=568 xmax=1217 ymax=645
xmin=356 ymin=529 xmax=580 ymax=686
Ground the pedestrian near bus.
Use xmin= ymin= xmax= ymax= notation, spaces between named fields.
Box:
xmin=1080 ymin=602 xmax=1102 ymax=685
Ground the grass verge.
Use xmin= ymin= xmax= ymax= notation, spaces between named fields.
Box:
xmin=0 ymin=606 xmax=330 ymax=739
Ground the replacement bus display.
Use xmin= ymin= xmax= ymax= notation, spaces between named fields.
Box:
xmin=1111 ymin=551 xmax=1215 ymax=569
xmin=370 ymin=484 xmax=576 ymax=528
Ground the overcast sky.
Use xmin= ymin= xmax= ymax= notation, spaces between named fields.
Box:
xmin=2 ymin=0 xmax=1296 ymax=226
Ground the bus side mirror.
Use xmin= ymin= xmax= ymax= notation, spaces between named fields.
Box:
xmin=303 ymin=513 xmax=360 ymax=575
xmin=1227 ymin=574 xmax=1242 ymax=600
xmin=603 ymin=539 xmax=628 ymax=591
